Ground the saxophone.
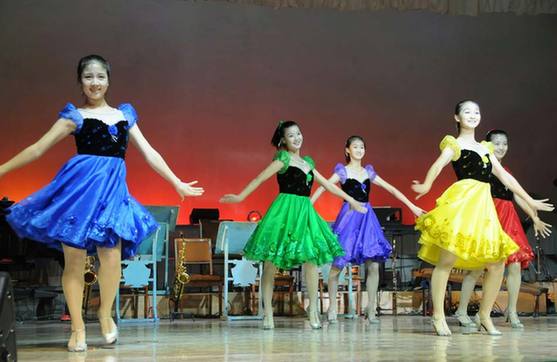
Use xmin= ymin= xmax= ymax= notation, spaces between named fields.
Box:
xmin=82 ymin=256 xmax=97 ymax=313
xmin=84 ymin=256 xmax=97 ymax=285
xmin=170 ymin=237 xmax=191 ymax=305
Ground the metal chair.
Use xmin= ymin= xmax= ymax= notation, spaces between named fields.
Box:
xmin=115 ymin=206 xmax=178 ymax=322
xmin=214 ymin=221 xmax=262 ymax=321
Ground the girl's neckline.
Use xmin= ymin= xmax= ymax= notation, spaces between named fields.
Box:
xmin=344 ymin=164 xmax=370 ymax=184
xmin=78 ymin=106 xmax=121 ymax=114
xmin=456 ymin=139 xmax=490 ymax=158
xmin=286 ymin=165 xmax=313 ymax=177
xmin=287 ymin=152 xmax=312 ymax=174
xmin=78 ymin=108 xmax=126 ymax=127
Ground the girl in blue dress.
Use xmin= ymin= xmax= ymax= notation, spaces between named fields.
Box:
xmin=0 ymin=55 xmax=204 ymax=351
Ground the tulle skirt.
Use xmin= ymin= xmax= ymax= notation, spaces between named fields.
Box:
xmin=331 ymin=202 xmax=392 ymax=269
xmin=243 ymin=193 xmax=344 ymax=270
xmin=6 ymin=154 xmax=158 ymax=259
xmin=416 ymin=179 xmax=519 ymax=270
xmin=493 ymin=198 xmax=535 ymax=269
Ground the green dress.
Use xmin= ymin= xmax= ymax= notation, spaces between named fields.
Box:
xmin=243 ymin=150 xmax=344 ymax=270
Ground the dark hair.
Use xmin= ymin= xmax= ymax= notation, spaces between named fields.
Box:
xmin=345 ymin=135 xmax=366 ymax=163
xmin=271 ymin=120 xmax=298 ymax=149
xmin=485 ymin=129 xmax=508 ymax=142
xmin=77 ymin=55 xmax=111 ymax=84
xmin=454 ymin=99 xmax=478 ymax=133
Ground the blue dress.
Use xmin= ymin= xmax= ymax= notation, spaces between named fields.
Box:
xmin=331 ymin=164 xmax=392 ymax=269
xmin=6 ymin=103 xmax=158 ymax=259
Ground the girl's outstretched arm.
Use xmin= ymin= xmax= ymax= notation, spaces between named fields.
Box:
xmin=313 ymin=169 xmax=366 ymax=213
xmin=129 ymin=125 xmax=204 ymax=200
xmin=220 ymin=160 xmax=284 ymax=203
xmin=310 ymin=173 xmax=340 ymax=204
xmin=491 ymin=157 xmax=554 ymax=213
xmin=373 ymin=176 xmax=425 ymax=217
xmin=411 ymin=147 xmax=454 ymax=200
xmin=0 ymin=119 xmax=75 ymax=178
xmin=514 ymin=195 xmax=552 ymax=238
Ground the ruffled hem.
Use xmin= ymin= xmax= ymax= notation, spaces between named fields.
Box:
xmin=416 ymin=179 xmax=519 ymax=270
xmin=243 ymin=193 xmax=344 ymax=269
xmin=494 ymin=198 xmax=534 ymax=269
xmin=8 ymin=195 xmax=158 ymax=259
xmin=6 ymin=154 xmax=158 ymax=259
xmin=507 ymin=250 xmax=535 ymax=269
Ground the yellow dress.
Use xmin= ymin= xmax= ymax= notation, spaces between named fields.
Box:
xmin=415 ymin=136 xmax=519 ymax=270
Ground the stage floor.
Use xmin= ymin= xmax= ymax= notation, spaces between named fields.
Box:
xmin=16 ymin=315 xmax=557 ymax=361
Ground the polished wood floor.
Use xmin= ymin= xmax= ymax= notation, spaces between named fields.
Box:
xmin=16 ymin=315 xmax=557 ymax=361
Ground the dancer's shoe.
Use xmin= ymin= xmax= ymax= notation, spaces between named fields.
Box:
xmin=454 ymin=310 xmax=476 ymax=327
xmin=67 ymin=328 xmax=87 ymax=352
xmin=308 ymin=307 xmax=322 ymax=329
xmin=327 ymin=306 xmax=338 ymax=324
xmin=263 ymin=314 xmax=275 ymax=330
xmin=98 ymin=313 xmax=118 ymax=344
xmin=475 ymin=314 xmax=502 ymax=336
xmin=505 ymin=312 xmax=524 ymax=329
xmin=431 ymin=316 xmax=451 ymax=336
xmin=365 ymin=309 xmax=380 ymax=325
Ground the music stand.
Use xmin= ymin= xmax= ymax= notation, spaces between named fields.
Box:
xmin=381 ymin=224 xmax=416 ymax=317
xmin=214 ymin=221 xmax=262 ymax=321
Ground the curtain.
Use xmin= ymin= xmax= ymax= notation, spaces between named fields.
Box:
xmin=204 ymin=0 xmax=557 ymax=15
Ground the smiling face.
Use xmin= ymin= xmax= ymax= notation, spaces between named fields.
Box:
xmin=79 ymin=61 xmax=109 ymax=102
xmin=455 ymin=101 xmax=481 ymax=131
xmin=346 ymin=138 xmax=365 ymax=162
xmin=282 ymin=125 xmax=303 ymax=152
xmin=490 ymin=133 xmax=508 ymax=161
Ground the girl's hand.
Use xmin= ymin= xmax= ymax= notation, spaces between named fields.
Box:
xmin=175 ymin=180 xmax=204 ymax=200
xmin=411 ymin=205 xmax=426 ymax=217
xmin=349 ymin=200 xmax=367 ymax=214
xmin=528 ymin=198 xmax=555 ymax=213
xmin=411 ymin=180 xmax=430 ymax=200
xmin=220 ymin=194 xmax=243 ymax=203
xmin=533 ymin=217 xmax=552 ymax=239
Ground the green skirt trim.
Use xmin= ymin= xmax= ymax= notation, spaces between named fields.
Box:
xmin=243 ymin=193 xmax=344 ymax=270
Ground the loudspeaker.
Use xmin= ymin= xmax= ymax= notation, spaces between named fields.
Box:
xmin=189 ymin=208 xmax=219 ymax=225
xmin=0 ymin=272 xmax=16 ymax=362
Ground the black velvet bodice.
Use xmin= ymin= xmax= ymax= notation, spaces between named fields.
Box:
xmin=451 ymin=149 xmax=492 ymax=183
xmin=75 ymin=119 xmax=129 ymax=159
xmin=489 ymin=173 xmax=513 ymax=200
xmin=277 ymin=167 xmax=314 ymax=196
xmin=341 ymin=179 xmax=371 ymax=202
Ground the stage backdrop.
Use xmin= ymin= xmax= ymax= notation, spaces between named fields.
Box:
xmin=0 ymin=0 xmax=556 ymax=225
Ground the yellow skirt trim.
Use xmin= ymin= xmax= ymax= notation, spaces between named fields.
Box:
xmin=416 ymin=179 xmax=519 ymax=270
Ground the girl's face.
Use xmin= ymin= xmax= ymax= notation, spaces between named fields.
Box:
xmin=455 ymin=101 xmax=481 ymax=130
xmin=490 ymin=133 xmax=508 ymax=161
xmin=346 ymin=139 xmax=365 ymax=162
xmin=80 ymin=61 xmax=109 ymax=102
xmin=282 ymin=125 xmax=303 ymax=152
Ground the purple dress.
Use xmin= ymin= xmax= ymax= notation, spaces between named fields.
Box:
xmin=331 ymin=164 xmax=392 ymax=269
